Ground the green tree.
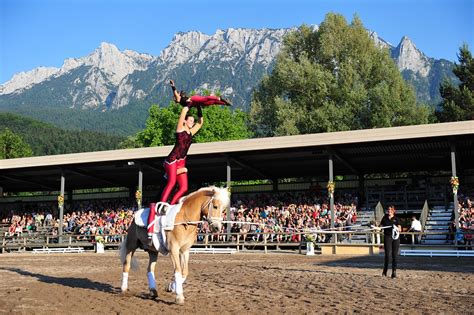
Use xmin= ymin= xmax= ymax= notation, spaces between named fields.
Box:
xmin=0 ymin=128 xmax=33 ymax=159
xmin=130 ymin=102 xmax=252 ymax=148
xmin=250 ymin=14 xmax=430 ymax=137
xmin=436 ymin=44 xmax=474 ymax=121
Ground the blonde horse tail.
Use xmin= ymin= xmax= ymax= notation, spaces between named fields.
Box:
xmin=119 ymin=235 xmax=139 ymax=271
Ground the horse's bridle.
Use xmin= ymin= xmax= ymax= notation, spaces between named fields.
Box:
xmin=201 ymin=195 xmax=223 ymax=226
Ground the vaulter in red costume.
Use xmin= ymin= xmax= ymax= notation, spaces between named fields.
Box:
xmin=147 ymin=80 xmax=232 ymax=240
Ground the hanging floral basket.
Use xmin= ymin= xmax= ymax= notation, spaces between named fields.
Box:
xmin=327 ymin=180 xmax=335 ymax=198
xmin=135 ymin=190 xmax=142 ymax=208
xmin=450 ymin=176 xmax=459 ymax=194
xmin=57 ymin=194 xmax=64 ymax=208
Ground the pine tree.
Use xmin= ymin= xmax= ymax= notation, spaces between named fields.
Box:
xmin=437 ymin=44 xmax=474 ymax=121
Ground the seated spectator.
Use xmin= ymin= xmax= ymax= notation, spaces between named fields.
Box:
xmin=408 ymin=215 xmax=422 ymax=244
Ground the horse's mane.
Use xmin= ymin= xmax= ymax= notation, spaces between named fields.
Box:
xmin=179 ymin=186 xmax=230 ymax=207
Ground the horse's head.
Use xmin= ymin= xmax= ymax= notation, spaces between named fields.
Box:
xmin=201 ymin=187 xmax=230 ymax=233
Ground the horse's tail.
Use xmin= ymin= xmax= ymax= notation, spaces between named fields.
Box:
xmin=119 ymin=235 xmax=139 ymax=271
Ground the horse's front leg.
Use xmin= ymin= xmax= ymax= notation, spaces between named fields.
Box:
xmin=147 ymin=251 xmax=158 ymax=299
xmin=180 ymin=247 xmax=191 ymax=283
xmin=169 ymin=244 xmax=185 ymax=304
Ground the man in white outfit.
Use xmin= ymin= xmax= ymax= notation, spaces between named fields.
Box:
xmin=408 ymin=215 xmax=422 ymax=244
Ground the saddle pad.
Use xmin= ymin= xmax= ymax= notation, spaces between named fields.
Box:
xmin=134 ymin=207 xmax=149 ymax=227
xmin=163 ymin=203 xmax=182 ymax=230
xmin=134 ymin=203 xmax=182 ymax=231
xmin=152 ymin=217 xmax=169 ymax=256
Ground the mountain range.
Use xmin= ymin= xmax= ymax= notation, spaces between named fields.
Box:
xmin=0 ymin=27 xmax=457 ymax=136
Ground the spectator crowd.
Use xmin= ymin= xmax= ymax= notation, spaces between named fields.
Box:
xmin=2 ymin=191 xmax=358 ymax=244
xmin=2 ymin=199 xmax=135 ymax=243
xmin=456 ymin=194 xmax=474 ymax=247
xmin=201 ymin=191 xmax=358 ymax=243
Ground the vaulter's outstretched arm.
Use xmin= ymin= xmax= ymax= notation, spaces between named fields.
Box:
xmin=169 ymin=80 xmax=181 ymax=103
xmin=191 ymin=106 xmax=203 ymax=135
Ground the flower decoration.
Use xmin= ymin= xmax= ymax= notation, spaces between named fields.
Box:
xmin=450 ymin=176 xmax=459 ymax=194
xmin=57 ymin=194 xmax=64 ymax=208
xmin=135 ymin=190 xmax=142 ymax=208
xmin=95 ymin=235 xmax=106 ymax=244
xmin=305 ymin=233 xmax=315 ymax=243
xmin=327 ymin=181 xmax=336 ymax=198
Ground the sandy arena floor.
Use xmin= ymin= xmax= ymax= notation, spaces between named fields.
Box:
xmin=0 ymin=251 xmax=472 ymax=314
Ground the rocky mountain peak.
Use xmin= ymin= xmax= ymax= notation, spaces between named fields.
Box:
xmin=160 ymin=31 xmax=210 ymax=64
xmin=80 ymin=42 xmax=154 ymax=85
xmin=0 ymin=66 xmax=59 ymax=95
xmin=368 ymin=31 xmax=391 ymax=49
xmin=1 ymin=27 xmax=450 ymax=109
xmin=392 ymin=36 xmax=431 ymax=77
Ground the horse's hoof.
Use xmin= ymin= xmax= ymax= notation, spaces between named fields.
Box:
xmin=121 ymin=287 xmax=127 ymax=293
xmin=149 ymin=288 xmax=158 ymax=299
xmin=176 ymin=295 xmax=185 ymax=305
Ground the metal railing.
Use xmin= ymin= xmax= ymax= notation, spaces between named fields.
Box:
xmin=420 ymin=200 xmax=430 ymax=232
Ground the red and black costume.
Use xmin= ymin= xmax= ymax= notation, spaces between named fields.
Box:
xmin=147 ymin=131 xmax=193 ymax=236
xmin=161 ymin=130 xmax=193 ymax=204
xmin=180 ymin=95 xmax=229 ymax=107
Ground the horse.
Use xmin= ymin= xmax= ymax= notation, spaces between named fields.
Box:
xmin=119 ymin=186 xmax=230 ymax=304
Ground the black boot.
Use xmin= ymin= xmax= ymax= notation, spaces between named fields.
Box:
xmin=391 ymin=270 xmax=397 ymax=278
xmin=220 ymin=97 xmax=232 ymax=106
xmin=382 ymin=268 xmax=387 ymax=277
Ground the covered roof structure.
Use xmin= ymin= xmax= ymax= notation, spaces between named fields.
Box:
xmin=1 ymin=121 xmax=474 ymax=193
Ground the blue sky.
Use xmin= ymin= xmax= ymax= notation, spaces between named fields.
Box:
xmin=1 ymin=0 xmax=473 ymax=84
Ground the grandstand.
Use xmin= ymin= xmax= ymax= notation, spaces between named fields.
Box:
xmin=1 ymin=120 xmax=474 ymax=253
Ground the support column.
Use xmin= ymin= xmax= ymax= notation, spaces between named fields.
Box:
xmin=358 ymin=175 xmax=365 ymax=210
xmin=451 ymin=144 xmax=459 ymax=230
xmin=365 ymin=186 xmax=370 ymax=212
xmin=138 ymin=163 xmax=143 ymax=208
xmin=226 ymin=159 xmax=232 ymax=238
xmin=329 ymin=154 xmax=334 ymax=229
xmin=58 ymin=171 xmax=65 ymax=243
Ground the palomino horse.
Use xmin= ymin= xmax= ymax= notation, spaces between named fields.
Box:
xmin=119 ymin=186 xmax=229 ymax=304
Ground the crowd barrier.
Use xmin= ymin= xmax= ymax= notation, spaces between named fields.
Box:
xmin=33 ymin=247 xmax=85 ymax=254
xmin=400 ymin=249 xmax=474 ymax=257
xmin=1 ymin=230 xmax=473 ymax=255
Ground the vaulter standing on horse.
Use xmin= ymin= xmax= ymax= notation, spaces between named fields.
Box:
xmin=147 ymin=80 xmax=232 ymax=241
